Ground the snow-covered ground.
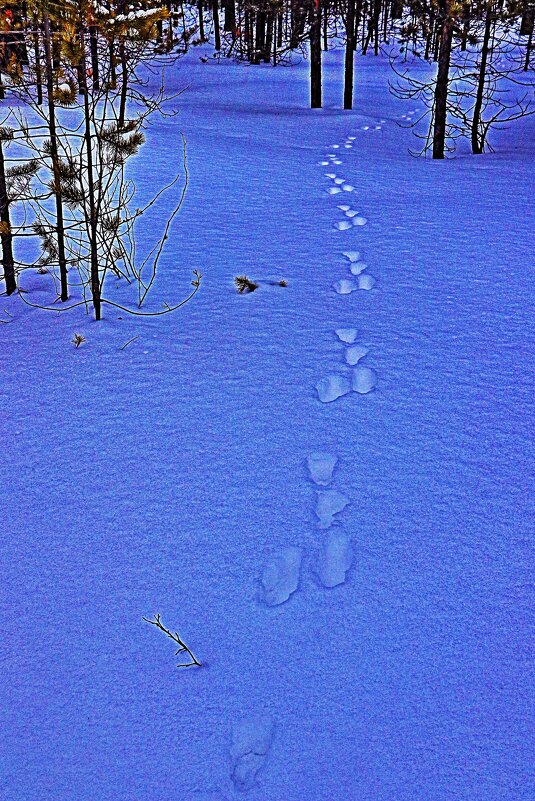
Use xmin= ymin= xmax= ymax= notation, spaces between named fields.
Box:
xmin=2 ymin=45 xmax=534 ymax=801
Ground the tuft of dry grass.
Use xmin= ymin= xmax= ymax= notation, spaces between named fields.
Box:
xmin=234 ymin=275 xmax=259 ymax=293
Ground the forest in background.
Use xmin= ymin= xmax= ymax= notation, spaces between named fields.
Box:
xmin=0 ymin=0 xmax=533 ymax=319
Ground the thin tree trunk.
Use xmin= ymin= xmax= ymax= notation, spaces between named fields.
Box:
xmin=213 ymin=0 xmax=221 ymax=50
xmin=344 ymin=0 xmax=357 ymax=109
xmin=33 ymin=19 xmax=43 ymax=105
xmin=310 ymin=0 xmax=322 ymax=108
xmin=0 ymin=138 xmax=16 ymax=295
xmin=471 ymin=1 xmax=493 ymax=154
xmin=198 ymin=0 xmax=205 ymax=39
xmin=43 ymin=12 xmax=68 ymax=300
xmin=119 ymin=40 xmax=128 ymax=128
xmin=80 ymin=47 xmax=101 ymax=321
xmin=432 ymin=0 xmax=453 ymax=159
xmin=89 ymin=25 xmax=99 ymax=89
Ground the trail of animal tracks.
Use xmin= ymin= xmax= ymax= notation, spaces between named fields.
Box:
xmin=2 ymin=45 xmax=534 ymax=801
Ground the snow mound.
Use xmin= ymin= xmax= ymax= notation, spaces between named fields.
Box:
xmin=307 ymin=452 xmax=338 ymax=486
xmin=316 ymin=375 xmax=351 ymax=403
xmin=335 ymin=328 xmax=358 ymax=344
xmin=345 ymin=345 xmax=369 ymax=366
xmin=316 ymin=531 xmax=353 ymax=587
xmin=261 ymin=546 xmax=302 ymax=606
xmin=352 ymin=366 xmax=377 ymax=394
xmin=230 ymin=714 xmax=274 ymax=792
xmin=333 ymin=279 xmax=357 ymax=295
xmin=358 ymin=274 xmax=376 ymax=290
xmin=315 ymin=490 xmax=350 ymax=529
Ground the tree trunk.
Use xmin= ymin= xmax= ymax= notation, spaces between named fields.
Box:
xmin=89 ymin=25 xmax=99 ymax=89
xmin=33 ymin=19 xmax=43 ymax=105
xmin=43 ymin=12 xmax=68 ymax=300
xmin=198 ymin=0 xmax=205 ymax=40
xmin=310 ymin=0 xmax=322 ymax=108
xmin=344 ymin=0 xmax=357 ymax=109
xmin=0 ymin=138 xmax=16 ymax=295
xmin=225 ymin=0 xmax=236 ymax=34
xmin=471 ymin=2 xmax=493 ymax=154
xmin=213 ymin=0 xmax=221 ymax=50
xmin=80 ymin=47 xmax=101 ymax=321
xmin=432 ymin=0 xmax=453 ymax=159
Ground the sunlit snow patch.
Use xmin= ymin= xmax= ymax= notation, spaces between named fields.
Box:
xmin=316 ymin=531 xmax=353 ymax=587
xmin=261 ymin=546 xmax=302 ymax=606
xmin=230 ymin=714 xmax=274 ymax=792
xmin=307 ymin=452 xmax=338 ymax=486
xmin=352 ymin=366 xmax=377 ymax=394
xmin=316 ymin=374 xmax=351 ymax=402
xmin=315 ymin=490 xmax=350 ymax=529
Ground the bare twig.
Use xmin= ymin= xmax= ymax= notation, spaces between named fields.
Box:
xmin=143 ymin=613 xmax=202 ymax=669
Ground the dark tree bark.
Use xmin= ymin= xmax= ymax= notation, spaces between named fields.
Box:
xmin=32 ymin=19 xmax=43 ymax=105
xmin=212 ymin=0 xmax=221 ymax=50
xmin=471 ymin=1 xmax=493 ymax=154
xmin=432 ymin=0 xmax=453 ymax=159
xmin=80 ymin=44 xmax=101 ymax=321
xmin=344 ymin=0 xmax=357 ymax=109
xmin=43 ymin=12 xmax=68 ymax=300
xmin=89 ymin=25 xmax=99 ymax=89
xmin=224 ymin=0 xmax=236 ymax=33
xmin=0 ymin=138 xmax=16 ymax=295
xmin=310 ymin=0 xmax=322 ymax=108
xmin=198 ymin=0 xmax=205 ymax=40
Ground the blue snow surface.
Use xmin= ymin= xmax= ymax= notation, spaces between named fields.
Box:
xmin=1 ymin=42 xmax=534 ymax=801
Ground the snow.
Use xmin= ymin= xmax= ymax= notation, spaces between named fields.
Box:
xmin=260 ymin=546 xmax=302 ymax=606
xmin=352 ymin=365 xmax=378 ymax=394
xmin=315 ymin=490 xmax=350 ymax=529
xmin=315 ymin=530 xmax=353 ymax=588
xmin=306 ymin=451 xmax=338 ymax=486
xmin=1 ymin=37 xmax=534 ymax=801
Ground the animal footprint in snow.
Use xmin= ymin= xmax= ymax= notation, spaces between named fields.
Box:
xmin=345 ymin=344 xmax=368 ymax=365
xmin=325 ymin=173 xmax=337 ymax=179
xmin=352 ymin=216 xmax=367 ymax=226
xmin=334 ymin=178 xmax=345 ymax=185
xmin=333 ymin=279 xmax=357 ymax=294
xmin=352 ymin=366 xmax=377 ymax=394
xmin=327 ymin=187 xmax=342 ymax=195
xmin=316 ymin=374 xmax=351 ymax=403
xmin=338 ymin=205 xmax=351 ymax=212
xmin=307 ymin=452 xmax=338 ymax=486
xmin=335 ymin=328 xmax=358 ymax=344
xmin=334 ymin=220 xmax=352 ymax=231
xmin=349 ymin=261 xmax=367 ymax=275
xmin=358 ymin=274 xmax=376 ymax=290
xmin=260 ymin=546 xmax=302 ymax=606
xmin=315 ymin=490 xmax=350 ymax=529
xmin=316 ymin=531 xmax=353 ymax=588
xmin=342 ymin=184 xmax=355 ymax=192
xmin=342 ymin=251 xmax=360 ymax=263
xmin=333 ymin=159 xmax=342 ymax=165
xmin=230 ymin=714 xmax=274 ymax=792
